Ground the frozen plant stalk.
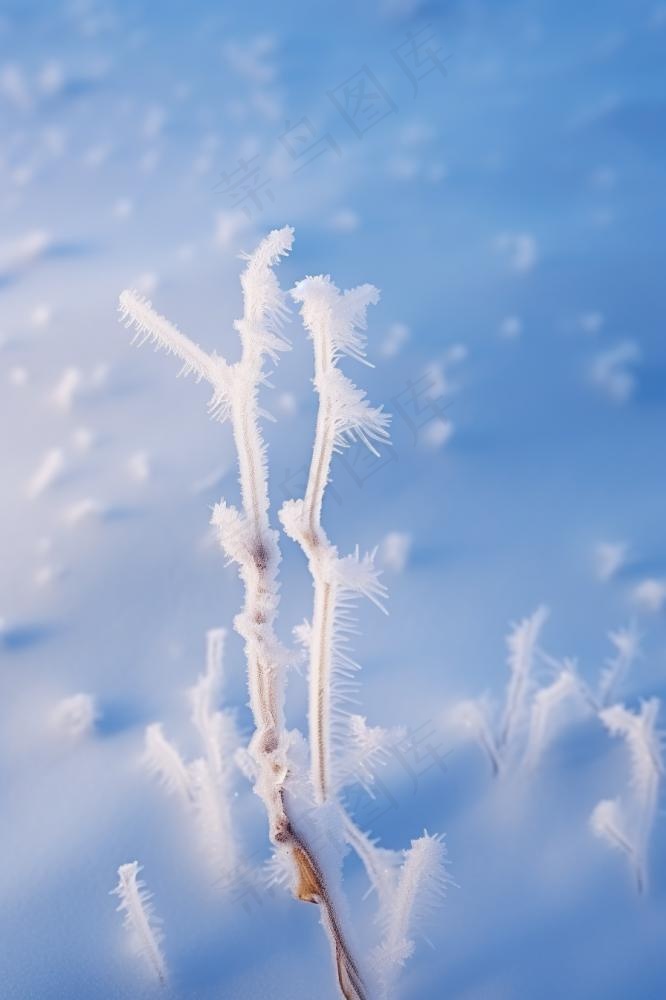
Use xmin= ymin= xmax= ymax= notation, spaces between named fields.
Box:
xmin=144 ymin=629 xmax=240 ymax=874
xmin=591 ymin=698 xmax=663 ymax=892
xmin=119 ymin=229 xmax=446 ymax=999
xmin=499 ymin=604 xmax=549 ymax=754
xmin=280 ymin=275 xmax=390 ymax=804
xmin=373 ymin=833 xmax=451 ymax=996
xmin=111 ymin=861 xmax=167 ymax=984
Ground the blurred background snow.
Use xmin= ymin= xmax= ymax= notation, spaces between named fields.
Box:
xmin=1 ymin=0 xmax=665 ymax=997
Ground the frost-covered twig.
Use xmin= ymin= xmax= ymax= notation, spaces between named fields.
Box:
xmin=591 ymin=698 xmax=663 ymax=892
xmin=118 ymin=289 xmax=233 ymax=418
xmin=277 ymin=279 xmax=452 ymax=996
xmin=279 ymin=276 xmax=413 ymax=930
xmin=123 ymin=230 xmax=370 ymax=1000
xmin=111 ymin=862 xmax=167 ymax=984
xmin=279 ymin=275 xmax=389 ymax=804
xmin=288 ymin=276 xmax=389 ymax=533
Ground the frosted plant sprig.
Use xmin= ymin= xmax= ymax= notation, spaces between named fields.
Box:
xmin=454 ymin=606 xmax=550 ymax=776
xmin=144 ymin=722 xmax=194 ymax=804
xmin=289 ymin=275 xmax=389 ymax=534
xmin=591 ymin=698 xmax=663 ymax=891
xmin=277 ymin=275 xmax=433 ymax=977
xmin=143 ymin=629 xmax=239 ymax=874
xmin=188 ymin=628 xmax=239 ymax=871
xmin=452 ymin=610 xmax=652 ymax=818
xmin=118 ymin=290 xmax=233 ymax=421
xmin=498 ymin=604 xmax=549 ymax=754
xmin=373 ymin=833 xmax=452 ymax=998
xmin=280 ymin=276 xmax=390 ymax=807
xmin=189 ymin=627 xmax=231 ymax=781
xmin=122 ymin=229 xmax=371 ymax=1000
xmin=452 ymin=697 xmax=503 ymax=777
xmin=590 ymin=798 xmax=635 ymax=875
xmin=597 ymin=623 xmax=641 ymax=708
xmin=521 ymin=659 xmax=584 ymax=772
xmin=340 ymin=812 xmax=402 ymax=906
xmin=111 ymin=862 xmax=167 ymax=984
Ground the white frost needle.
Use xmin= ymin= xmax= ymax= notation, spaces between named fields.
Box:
xmin=111 ymin=861 xmax=167 ymax=984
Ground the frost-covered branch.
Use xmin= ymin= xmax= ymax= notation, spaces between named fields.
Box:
xmin=111 ymin=861 xmax=167 ymax=984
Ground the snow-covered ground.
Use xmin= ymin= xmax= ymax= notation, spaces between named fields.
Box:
xmin=1 ymin=2 xmax=665 ymax=997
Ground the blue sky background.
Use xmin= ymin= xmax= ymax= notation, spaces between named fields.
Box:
xmin=1 ymin=1 xmax=665 ymax=997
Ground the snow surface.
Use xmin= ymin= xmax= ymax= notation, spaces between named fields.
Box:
xmin=1 ymin=1 xmax=665 ymax=998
